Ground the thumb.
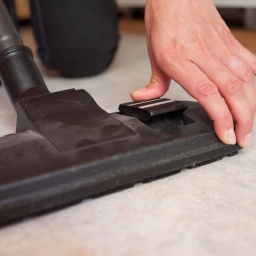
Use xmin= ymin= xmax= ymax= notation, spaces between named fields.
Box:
xmin=131 ymin=40 xmax=171 ymax=101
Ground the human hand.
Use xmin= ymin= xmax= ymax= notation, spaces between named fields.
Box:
xmin=131 ymin=0 xmax=256 ymax=147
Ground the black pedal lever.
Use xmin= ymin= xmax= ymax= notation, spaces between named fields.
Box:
xmin=119 ymin=98 xmax=193 ymax=130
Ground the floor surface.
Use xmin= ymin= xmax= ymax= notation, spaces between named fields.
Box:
xmin=0 ymin=19 xmax=256 ymax=256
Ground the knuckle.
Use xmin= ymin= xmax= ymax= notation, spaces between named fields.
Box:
xmin=225 ymin=80 xmax=244 ymax=96
xmin=155 ymin=40 xmax=186 ymax=68
xmin=156 ymin=52 xmax=173 ymax=68
xmin=213 ymin=111 xmax=233 ymax=126
xmin=197 ymin=82 xmax=219 ymax=97
xmin=242 ymin=70 xmax=254 ymax=83
xmin=219 ymin=111 xmax=233 ymax=122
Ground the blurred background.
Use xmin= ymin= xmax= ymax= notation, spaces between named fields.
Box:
xmin=5 ymin=0 xmax=256 ymax=53
xmin=7 ymin=0 xmax=256 ymax=29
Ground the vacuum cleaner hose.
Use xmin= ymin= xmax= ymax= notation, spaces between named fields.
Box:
xmin=0 ymin=0 xmax=49 ymax=106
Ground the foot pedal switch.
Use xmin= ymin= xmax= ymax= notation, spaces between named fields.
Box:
xmin=118 ymin=98 xmax=188 ymax=122
xmin=119 ymin=98 xmax=192 ymax=130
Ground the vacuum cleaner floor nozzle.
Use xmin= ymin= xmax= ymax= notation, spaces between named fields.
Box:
xmin=0 ymin=89 xmax=241 ymax=226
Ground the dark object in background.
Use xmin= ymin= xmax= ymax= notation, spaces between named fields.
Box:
xmin=118 ymin=7 xmax=145 ymax=20
xmin=218 ymin=8 xmax=245 ymax=27
xmin=3 ymin=0 xmax=120 ymax=77
xmin=29 ymin=0 xmax=120 ymax=77
xmin=0 ymin=0 xmax=241 ymax=226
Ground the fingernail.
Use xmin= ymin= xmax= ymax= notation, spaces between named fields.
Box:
xmin=241 ymin=133 xmax=252 ymax=148
xmin=132 ymin=88 xmax=147 ymax=95
xmin=226 ymin=129 xmax=236 ymax=145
